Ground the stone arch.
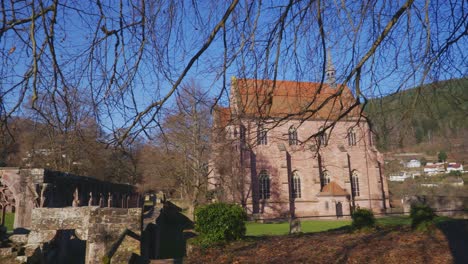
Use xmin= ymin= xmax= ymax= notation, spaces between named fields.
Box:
xmin=43 ymin=229 xmax=87 ymax=263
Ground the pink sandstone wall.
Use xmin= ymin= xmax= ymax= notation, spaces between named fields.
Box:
xmin=213 ymin=117 xmax=389 ymax=219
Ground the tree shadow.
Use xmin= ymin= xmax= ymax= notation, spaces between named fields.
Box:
xmin=141 ymin=201 xmax=194 ymax=261
xmin=436 ymin=218 xmax=468 ymax=264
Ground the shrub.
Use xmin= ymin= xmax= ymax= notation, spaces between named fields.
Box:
xmin=194 ymin=203 xmax=247 ymax=246
xmin=410 ymin=204 xmax=436 ymax=230
xmin=351 ymin=208 xmax=376 ymax=229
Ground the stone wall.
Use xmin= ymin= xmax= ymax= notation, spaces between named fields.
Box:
xmin=25 ymin=206 xmax=141 ymax=264
xmin=0 ymin=168 xmax=141 ymax=229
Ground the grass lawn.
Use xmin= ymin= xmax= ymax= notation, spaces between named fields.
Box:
xmin=376 ymin=215 xmax=411 ymax=226
xmin=246 ymin=215 xmax=453 ymax=236
xmin=245 ymin=215 xmax=434 ymax=236
xmin=4 ymin=212 xmax=14 ymax=231
xmin=246 ymin=219 xmax=351 ymax=236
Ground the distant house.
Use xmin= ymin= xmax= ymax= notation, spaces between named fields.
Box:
xmin=388 ymin=172 xmax=412 ymax=182
xmin=423 ymin=163 xmax=445 ymax=175
xmin=447 ymin=163 xmax=463 ymax=172
xmin=405 ymin=159 xmax=421 ymax=168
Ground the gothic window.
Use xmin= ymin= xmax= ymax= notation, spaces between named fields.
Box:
xmin=292 ymin=171 xmax=301 ymax=198
xmin=348 ymin=128 xmax=357 ymax=146
xmin=318 ymin=127 xmax=328 ymax=146
xmin=288 ymin=126 xmax=298 ymax=145
xmin=323 ymin=170 xmax=331 ymax=185
xmin=257 ymin=124 xmax=268 ymax=145
xmin=352 ymin=170 xmax=360 ymax=197
xmin=240 ymin=125 xmax=246 ymax=142
xmin=259 ymin=170 xmax=270 ymax=199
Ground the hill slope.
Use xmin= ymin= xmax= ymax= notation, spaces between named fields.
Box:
xmin=365 ymin=78 xmax=468 ymax=162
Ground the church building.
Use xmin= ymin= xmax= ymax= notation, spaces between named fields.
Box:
xmin=211 ymin=59 xmax=389 ymax=219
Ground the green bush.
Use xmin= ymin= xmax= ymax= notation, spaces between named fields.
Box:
xmin=410 ymin=204 xmax=436 ymax=230
xmin=194 ymin=203 xmax=247 ymax=246
xmin=351 ymin=208 xmax=376 ymax=229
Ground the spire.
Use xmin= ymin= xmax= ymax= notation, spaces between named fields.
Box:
xmin=326 ymin=49 xmax=336 ymax=88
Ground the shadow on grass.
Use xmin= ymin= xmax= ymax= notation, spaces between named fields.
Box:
xmin=436 ymin=218 xmax=468 ymax=264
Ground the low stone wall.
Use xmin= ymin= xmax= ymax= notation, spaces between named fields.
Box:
xmin=26 ymin=206 xmax=141 ymax=263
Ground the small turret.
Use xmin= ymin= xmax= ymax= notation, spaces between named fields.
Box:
xmin=326 ymin=49 xmax=336 ymax=88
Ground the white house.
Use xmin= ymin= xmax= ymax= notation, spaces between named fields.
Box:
xmin=423 ymin=163 xmax=445 ymax=175
xmin=389 ymin=172 xmax=412 ymax=182
xmin=447 ymin=163 xmax=463 ymax=173
xmin=405 ymin=159 xmax=421 ymax=168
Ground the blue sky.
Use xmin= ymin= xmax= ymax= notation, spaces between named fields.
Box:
xmin=0 ymin=0 xmax=466 ymax=136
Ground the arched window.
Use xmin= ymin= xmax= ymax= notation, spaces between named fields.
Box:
xmin=240 ymin=125 xmax=246 ymax=142
xmin=318 ymin=127 xmax=328 ymax=146
xmin=292 ymin=171 xmax=301 ymax=198
xmin=288 ymin=126 xmax=298 ymax=145
xmin=348 ymin=128 xmax=357 ymax=146
xmin=322 ymin=170 xmax=331 ymax=185
xmin=351 ymin=170 xmax=360 ymax=197
xmin=259 ymin=170 xmax=270 ymax=199
xmin=257 ymin=124 xmax=268 ymax=145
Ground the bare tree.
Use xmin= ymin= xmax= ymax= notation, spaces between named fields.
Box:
xmin=143 ymin=82 xmax=212 ymax=217
xmin=0 ymin=0 xmax=465 ymax=144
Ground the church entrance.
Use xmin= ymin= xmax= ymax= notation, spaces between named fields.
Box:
xmin=335 ymin=202 xmax=343 ymax=218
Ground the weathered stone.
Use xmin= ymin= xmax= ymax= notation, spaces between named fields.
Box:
xmin=15 ymin=255 xmax=27 ymax=263
xmin=27 ymin=230 xmax=56 ymax=244
xmin=9 ymin=234 xmax=28 ymax=244
xmin=289 ymin=218 xmax=302 ymax=234
xmin=0 ymin=168 xmax=140 ymax=230
xmin=0 ymin=247 xmax=13 ymax=256
xmin=21 ymin=206 xmax=142 ymax=264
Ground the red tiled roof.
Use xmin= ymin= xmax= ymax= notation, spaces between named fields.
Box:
xmin=318 ymin=181 xmax=349 ymax=196
xmin=233 ymin=78 xmax=360 ymax=119
xmin=215 ymin=107 xmax=231 ymax=128
xmin=448 ymin=163 xmax=461 ymax=168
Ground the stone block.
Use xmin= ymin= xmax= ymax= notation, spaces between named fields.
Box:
xmin=0 ymin=247 xmax=13 ymax=256
xmin=9 ymin=234 xmax=28 ymax=244
xmin=15 ymin=256 xmax=28 ymax=263
xmin=27 ymin=230 xmax=56 ymax=244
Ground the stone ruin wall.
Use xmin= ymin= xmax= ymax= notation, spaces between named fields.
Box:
xmin=0 ymin=168 xmax=144 ymax=263
xmin=0 ymin=167 xmax=142 ymax=229
xmin=26 ymin=206 xmax=141 ymax=263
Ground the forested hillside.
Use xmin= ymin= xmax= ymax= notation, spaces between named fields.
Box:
xmin=365 ymin=78 xmax=468 ymax=162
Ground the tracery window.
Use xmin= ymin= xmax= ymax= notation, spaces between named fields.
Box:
xmin=292 ymin=171 xmax=301 ymax=198
xmin=257 ymin=124 xmax=268 ymax=145
xmin=323 ymin=170 xmax=331 ymax=185
xmin=348 ymin=128 xmax=357 ymax=146
xmin=351 ymin=170 xmax=360 ymax=197
xmin=288 ymin=126 xmax=298 ymax=145
xmin=240 ymin=125 xmax=246 ymax=142
xmin=259 ymin=170 xmax=270 ymax=199
xmin=318 ymin=127 xmax=328 ymax=146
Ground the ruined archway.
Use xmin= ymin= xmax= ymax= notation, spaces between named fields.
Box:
xmin=43 ymin=229 xmax=86 ymax=264
xmin=0 ymin=181 xmax=16 ymax=228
